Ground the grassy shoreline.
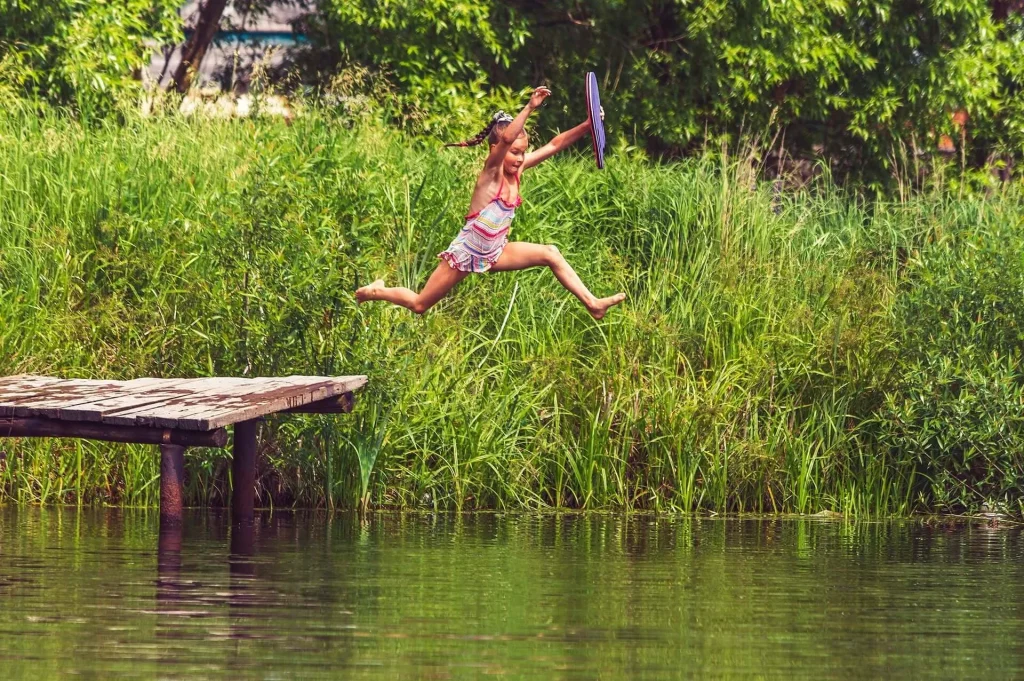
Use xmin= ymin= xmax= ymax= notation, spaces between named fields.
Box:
xmin=2 ymin=104 xmax=1023 ymax=515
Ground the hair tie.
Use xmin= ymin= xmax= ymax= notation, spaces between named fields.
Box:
xmin=444 ymin=112 xmax=515 ymax=148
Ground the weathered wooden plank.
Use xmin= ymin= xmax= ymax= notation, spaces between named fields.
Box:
xmin=3 ymin=376 xmax=222 ymax=419
xmin=159 ymin=377 xmax=366 ymax=429
xmin=94 ymin=378 xmax=262 ymax=425
xmin=201 ymin=377 xmax=367 ymax=429
xmin=0 ymin=379 xmax=124 ymax=417
xmin=122 ymin=376 xmax=364 ymax=430
xmin=104 ymin=377 xmax=308 ymax=428
xmin=8 ymin=386 xmax=132 ymax=414
xmin=0 ymin=375 xmax=64 ymax=393
xmin=54 ymin=378 xmax=222 ymax=422
xmin=0 ymin=377 xmax=119 ymax=396
xmin=0 ymin=375 xmax=367 ymax=430
xmin=8 ymin=379 xmax=198 ymax=419
xmin=0 ymin=375 xmax=105 ymax=392
xmin=124 ymin=377 xmax=176 ymax=386
xmin=139 ymin=378 xmax=342 ymax=430
xmin=0 ymin=377 xmax=98 ymax=403
xmin=1 ymin=377 xmax=248 ymax=416
xmin=201 ymin=382 xmax=341 ymax=430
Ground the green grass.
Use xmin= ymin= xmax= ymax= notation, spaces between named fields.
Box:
xmin=1 ymin=101 xmax=1022 ymax=514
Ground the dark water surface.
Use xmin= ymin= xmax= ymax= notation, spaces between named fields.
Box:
xmin=1 ymin=509 xmax=1023 ymax=679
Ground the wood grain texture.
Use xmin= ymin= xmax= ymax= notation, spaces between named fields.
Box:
xmin=0 ymin=375 xmax=367 ymax=431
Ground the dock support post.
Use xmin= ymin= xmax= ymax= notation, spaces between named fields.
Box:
xmin=232 ymin=419 xmax=258 ymax=524
xmin=159 ymin=444 xmax=186 ymax=527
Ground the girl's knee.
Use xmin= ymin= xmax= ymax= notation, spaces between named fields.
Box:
xmin=544 ymin=244 xmax=562 ymax=266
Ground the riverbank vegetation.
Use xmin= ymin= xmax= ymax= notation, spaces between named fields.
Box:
xmin=1 ymin=100 xmax=1022 ymax=515
xmin=2 ymin=0 xmax=1023 ymax=515
xmin=4 ymin=1 xmax=1023 ymax=184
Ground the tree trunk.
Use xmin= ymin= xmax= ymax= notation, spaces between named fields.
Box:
xmin=172 ymin=0 xmax=230 ymax=93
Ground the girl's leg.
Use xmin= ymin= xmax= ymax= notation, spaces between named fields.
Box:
xmin=491 ymin=242 xmax=625 ymax=319
xmin=355 ymin=262 xmax=469 ymax=314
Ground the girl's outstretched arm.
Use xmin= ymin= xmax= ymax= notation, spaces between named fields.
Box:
xmin=485 ymin=87 xmax=550 ymax=170
xmin=522 ymin=112 xmax=599 ymax=170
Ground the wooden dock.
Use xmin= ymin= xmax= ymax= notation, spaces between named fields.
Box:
xmin=0 ymin=374 xmax=367 ymax=525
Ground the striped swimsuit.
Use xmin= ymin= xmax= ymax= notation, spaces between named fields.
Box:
xmin=439 ymin=173 xmax=521 ymax=273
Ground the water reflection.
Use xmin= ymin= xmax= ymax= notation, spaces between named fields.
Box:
xmin=3 ymin=509 xmax=1024 ymax=679
xmin=155 ymin=520 xmax=183 ymax=608
xmin=227 ymin=519 xmax=261 ymax=644
xmin=154 ymin=515 xmax=265 ymax=642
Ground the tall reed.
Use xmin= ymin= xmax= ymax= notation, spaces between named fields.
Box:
xmin=1 ymin=103 xmax=1021 ymax=513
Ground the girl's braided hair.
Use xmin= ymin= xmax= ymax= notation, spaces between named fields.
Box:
xmin=445 ymin=110 xmax=519 ymax=148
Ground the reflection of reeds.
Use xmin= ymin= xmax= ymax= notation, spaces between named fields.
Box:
xmin=1 ymin=103 xmax=1021 ymax=514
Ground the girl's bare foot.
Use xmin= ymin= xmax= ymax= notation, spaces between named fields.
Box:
xmin=355 ymin=279 xmax=385 ymax=303
xmin=587 ymin=292 xmax=626 ymax=320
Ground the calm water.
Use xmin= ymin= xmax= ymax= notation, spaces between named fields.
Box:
xmin=1 ymin=509 xmax=1023 ymax=679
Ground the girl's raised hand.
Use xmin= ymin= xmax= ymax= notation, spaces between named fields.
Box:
xmin=529 ymin=86 xmax=551 ymax=109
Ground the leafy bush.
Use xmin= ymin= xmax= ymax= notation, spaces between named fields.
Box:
xmin=0 ymin=0 xmax=181 ymax=115
xmin=878 ymin=214 xmax=1024 ymax=513
xmin=308 ymin=1 xmax=1024 ymax=183
xmin=308 ymin=0 xmax=529 ymax=132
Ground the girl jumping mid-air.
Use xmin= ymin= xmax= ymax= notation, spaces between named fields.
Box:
xmin=355 ymin=86 xmax=626 ymax=319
